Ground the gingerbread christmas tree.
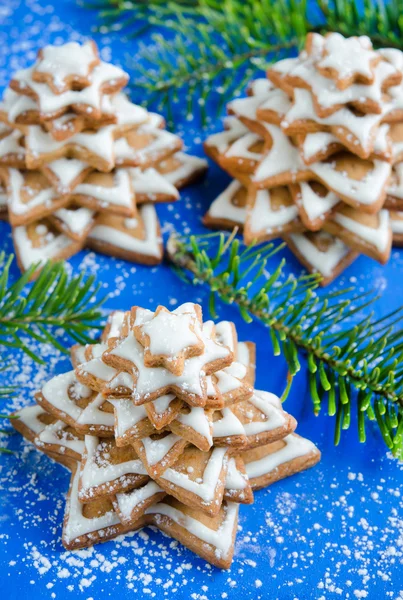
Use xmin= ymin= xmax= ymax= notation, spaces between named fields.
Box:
xmin=0 ymin=41 xmax=207 ymax=277
xmin=204 ymin=32 xmax=403 ymax=285
xmin=12 ymin=302 xmax=320 ymax=568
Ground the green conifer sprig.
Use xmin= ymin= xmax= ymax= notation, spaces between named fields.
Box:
xmin=84 ymin=0 xmax=403 ymax=124
xmin=167 ymin=231 xmax=403 ymax=458
xmin=0 ymin=254 xmax=106 ymax=447
xmin=0 ymin=253 xmax=106 ymax=365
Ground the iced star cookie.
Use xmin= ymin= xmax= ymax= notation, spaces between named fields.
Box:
xmin=103 ymin=317 xmax=233 ymax=406
xmin=62 ymin=464 xmax=137 ymax=551
xmin=11 ymin=60 xmax=128 ymax=122
xmin=313 ymin=33 xmax=381 ymax=89
xmin=132 ymin=304 xmax=204 ymax=375
xmin=32 ymin=41 xmax=100 ymax=94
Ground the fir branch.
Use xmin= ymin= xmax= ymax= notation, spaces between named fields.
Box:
xmin=167 ymin=231 xmax=403 ymax=458
xmin=0 ymin=253 xmax=106 ymax=365
xmin=84 ymin=0 xmax=403 ymax=123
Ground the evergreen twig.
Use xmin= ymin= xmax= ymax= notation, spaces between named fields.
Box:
xmin=0 ymin=253 xmax=106 ymax=439
xmin=167 ymin=231 xmax=403 ymax=458
xmin=84 ymin=0 xmax=403 ymax=124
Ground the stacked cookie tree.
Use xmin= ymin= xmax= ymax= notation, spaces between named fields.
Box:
xmin=204 ymin=32 xmax=403 ymax=285
xmin=0 ymin=41 xmax=207 ymax=276
xmin=12 ymin=302 xmax=320 ymax=568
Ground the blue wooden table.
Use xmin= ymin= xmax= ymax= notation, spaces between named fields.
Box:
xmin=0 ymin=2 xmax=403 ymax=598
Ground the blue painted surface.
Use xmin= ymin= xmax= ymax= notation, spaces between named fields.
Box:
xmin=0 ymin=2 xmax=403 ymax=598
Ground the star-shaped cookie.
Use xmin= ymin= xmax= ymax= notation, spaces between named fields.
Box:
xmin=132 ymin=305 xmax=204 ymax=375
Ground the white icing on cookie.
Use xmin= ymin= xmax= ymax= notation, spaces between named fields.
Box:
xmin=111 ymin=92 xmax=148 ymax=127
xmin=26 ymin=124 xmax=116 ymax=166
xmin=145 ymin=500 xmax=238 ymax=560
xmin=142 ymin=433 xmax=182 ymax=466
xmin=245 ymin=433 xmax=318 ymax=479
xmin=317 ymin=33 xmax=377 ymax=83
xmin=114 ymin=126 xmax=180 ymax=166
xmin=160 ymin=447 xmax=227 ymax=502
xmin=333 ymin=209 xmax=390 ymax=252
xmin=207 ymin=180 xmax=247 ymax=225
xmin=175 ymin=406 xmax=213 ymax=446
xmin=7 ymin=169 xmax=55 ymax=216
xmin=248 ymin=78 xmax=274 ymax=96
xmin=253 ymin=123 xmax=300 ymax=183
xmin=205 ymin=117 xmax=249 ymax=153
xmin=390 ymin=211 xmax=403 ymax=233
xmin=296 ymin=182 xmax=339 ymax=221
xmin=130 ymin=167 xmax=179 ymax=199
xmin=107 ymin=323 xmax=231 ymax=403
xmin=158 ymin=152 xmax=207 ymax=186
xmin=309 ymin=158 xmax=391 ymax=206
xmin=115 ymin=481 xmax=163 ymax=523
xmin=13 ymin=404 xmax=49 ymax=436
xmin=105 ymin=310 xmax=126 ymax=340
xmin=41 ymin=370 xmax=91 ymax=421
xmin=137 ymin=309 xmax=200 ymax=358
xmin=63 ymin=467 xmax=121 ymax=543
xmin=80 ymin=435 xmax=147 ymax=492
xmin=15 ymin=61 xmax=128 ymax=116
xmin=44 ymin=158 xmax=90 ymax=191
xmin=35 ymin=41 xmax=98 ymax=88
xmin=108 ymin=398 xmax=148 ymax=440
xmin=87 ymin=204 xmax=162 ymax=258
xmin=284 ymin=87 xmax=387 ymax=155
xmin=0 ymin=129 xmax=25 ymax=161
xmin=36 ymin=420 xmax=84 ymax=455
xmin=76 ymin=394 xmax=114 ymax=428
xmin=0 ymin=88 xmax=37 ymax=122
xmin=225 ymin=458 xmax=248 ymax=490
xmin=54 ymin=206 xmax=95 ymax=236
xmin=224 ymin=132 xmax=263 ymax=162
xmin=13 ymin=224 xmax=78 ymax=271
xmin=288 ymin=232 xmax=351 ymax=277
xmin=247 ymin=189 xmax=299 ymax=234
xmin=75 ymin=168 xmax=134 ymax=210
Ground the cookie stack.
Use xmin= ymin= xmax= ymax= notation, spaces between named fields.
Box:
xmin=0 ymin=41 xmax=207 ymax=276
xmin=12 ymin=302 xmax=320 ymax=568
xmin=204 ymin=32 xmax=403 ymax=285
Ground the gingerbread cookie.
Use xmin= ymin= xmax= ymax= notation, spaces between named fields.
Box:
xmin=132 ymin=304 xmax=204 ymax=375
xmin=13 ymin=219 xmax=83 ymax=277
xmin=323 ymin=205 xmax=392 ymax=263
xmin=85 ymin=205 xmax=163 ymax=266
xmin=284 ymin=230 xmax=359 ymax=285
xmin=32 ymin=41 xmax=100 ymax=94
